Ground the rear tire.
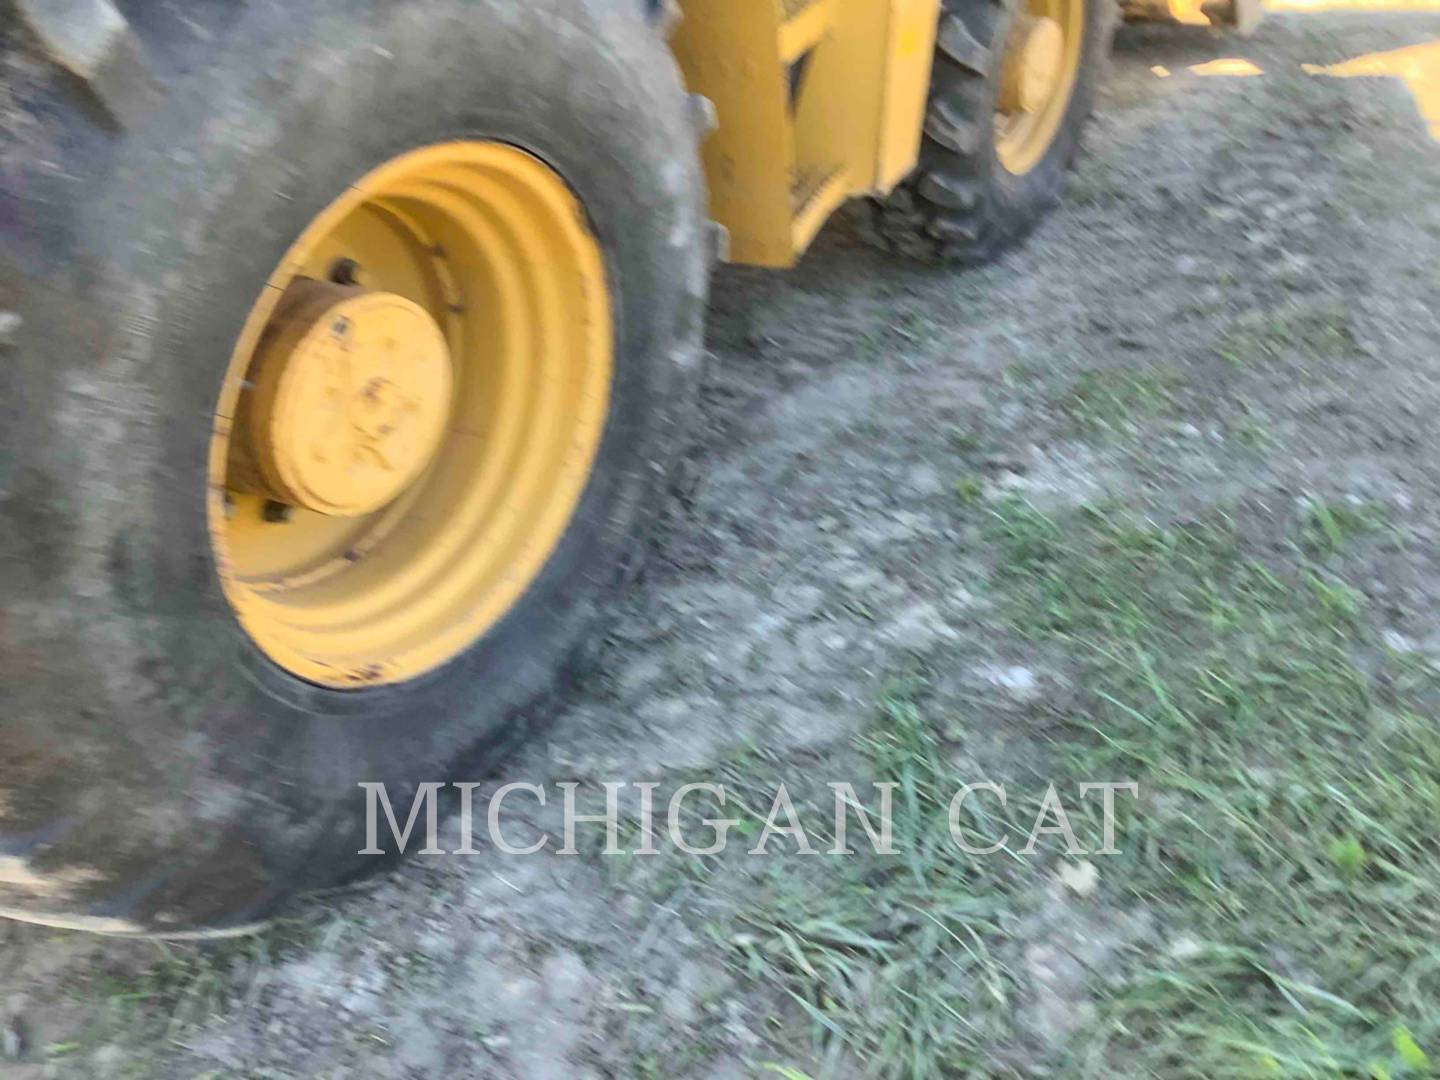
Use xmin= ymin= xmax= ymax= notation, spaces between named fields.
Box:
xmin=0 ymin=0 xmax=709 ymax=934
xmin=870 ymin=0 xmax=1117 ymax=264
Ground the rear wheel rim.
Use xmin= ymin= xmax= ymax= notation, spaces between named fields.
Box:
xmin=994 ymin=0 xmax=1086 ymax=176
xmin=208 ymin=142 xmax=613 ymax=689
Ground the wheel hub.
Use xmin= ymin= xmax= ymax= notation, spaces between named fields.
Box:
xmin=245 ymin=280 xmax=453 ymax=518
xmin=1000 ymin=15 xmax=1065 ymax=116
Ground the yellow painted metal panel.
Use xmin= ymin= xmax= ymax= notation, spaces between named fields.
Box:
xmin=672 ymin=0 xmax=942 ymax=267
xmin=671 ymin=1 xmax=797 ymax=267
xmin=778 ymin=0 xmax=837 ymax=62
xmin=791 ymin=166 xmax=851 ymax=252
xmin=875 ymin=0 xmax=943 ymax=191
xmin=790 ymin=0 xmax=938 ymax=197
xmin=789 ymin=1 xmax=880 ymax=203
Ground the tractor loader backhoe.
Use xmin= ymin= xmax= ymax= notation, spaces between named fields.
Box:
xmin=0 ymin=0 xmax=1247 ymax=933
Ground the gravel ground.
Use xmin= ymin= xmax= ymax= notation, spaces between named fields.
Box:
xmin=4 ymin=11 xmax=1440 ymax=1078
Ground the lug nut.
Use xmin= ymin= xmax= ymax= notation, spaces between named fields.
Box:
xmin=262 ymin=500 xmax=295 ymax=523
xmin=329 ymin=258 xmax=363 ymax=287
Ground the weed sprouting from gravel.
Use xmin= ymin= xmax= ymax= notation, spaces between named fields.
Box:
xmin=1298 ymin=496 xmax=1390 ymax=557
xmin=1215 ymin=301 xmax=1361 ymax=368
xmin=1062 ymin=367 xmax=1185 ymax=434
xmin=59 ymin=915 xmax=326 ymax=1061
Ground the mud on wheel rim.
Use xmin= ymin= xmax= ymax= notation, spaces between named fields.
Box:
xmin=208 ymin=142 xmax=613 ymax=689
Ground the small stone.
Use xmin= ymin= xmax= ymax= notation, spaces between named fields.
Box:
xmin=1057 ymin=860 xmax=1099 ymax=898
xmin=664 ymin=960 xmax=709 ymax=1025
xmin=0 ymin=312 xmax=19 ymax=349
xmin=981 ymin=664 xmax=1038 ymax=701
xmin=617 ymin=652 xmax=666 ymax=695
xmin=1168 ymin=935 xmax=1205 ymax=960
xmin=1383 ymin=629 xmax=1416 ymax=653
xmin=883 ymin=602 xmax=956 ymax=653
xmin=746 ymin=613 xmax=787 ymax=642
xmin=90 ymin=1044 xmax=126 ymax=1074
xmin=774 ymin=583 xmax=825 ymax=620
xmin=542 ymin=950 xmax=593 ymax=1008
xmin=395 ymin=1023 xmax=444 ymax=1072
xmin=839 ymin=566 xmax=886 ymax=592
xmin=1022 ymin=943 xmax=1093 ymax=1047
xmin=906 ymin=462 xmax=943 ymax=497
xmin=951 ymin=585 xmax=979 ymax=609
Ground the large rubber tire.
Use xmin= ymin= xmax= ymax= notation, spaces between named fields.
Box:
xmin=869 ymin=0 xmax=1118 ymax=264
xmin=0 ymin=0 xmax=709 ymax=934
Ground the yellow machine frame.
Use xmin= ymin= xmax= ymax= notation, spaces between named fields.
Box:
xmin=671 ymin=0 xmax=943 ymax=268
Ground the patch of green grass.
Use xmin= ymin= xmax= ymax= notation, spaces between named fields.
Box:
xmin=1062 ymin=367 xmax=1184 ymax=434
xmin=728 ymin=679 xmax=1042 ymax=1080
xmin=631 ymin=1037 xmax=729 ymax=1080
xmin=759 ymin=1065 xmax=819 ymax=1080
xmin=953 ymin=474 xmax=986 ymax=507
xmin=1299 ymin=497 xmax=1389 ymax=556
xmin=1229 ymin=417 xmax=1277 ymax=453
xmin=1306 ymin=571 xmax=1367 ymax=622
xmin=597 ymin=491 xmax=1417 ymax=1079
xmin=1216 ymin=302 xmax=1360 ymax=368
xmin=65 ymin=914 xmax=326 ymax=1059
xmin=855 ymin=327 xmax=887 ymax=364
xmin=983 ymin=497 xmax=1440 ymax=1079
xmin=850 ymin=417 xmax=888 ymax=442
xmin=594 ymin=739 xmax=796 ymax=899
xmin=854 ymin=306 xmax=930 ymax=364
xmin=947 ymin=426 xmax=980 ymax=453
xmin=589 ymin=720 xmax=1046 ymax=1078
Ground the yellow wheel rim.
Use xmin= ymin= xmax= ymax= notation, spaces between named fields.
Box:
xmin=994 ymin=0 xmax=1085 ymax=176
xmin=208 ymin=142 xmax=613 ymax=689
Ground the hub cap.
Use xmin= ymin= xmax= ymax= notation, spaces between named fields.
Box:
xmin=995 ymin=0 xmax=1085 ymax=176
xmin=246 ymin=281 xmax=453 ymax=518
xmin=999 ymin=16 xmax=1065 ymax=116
